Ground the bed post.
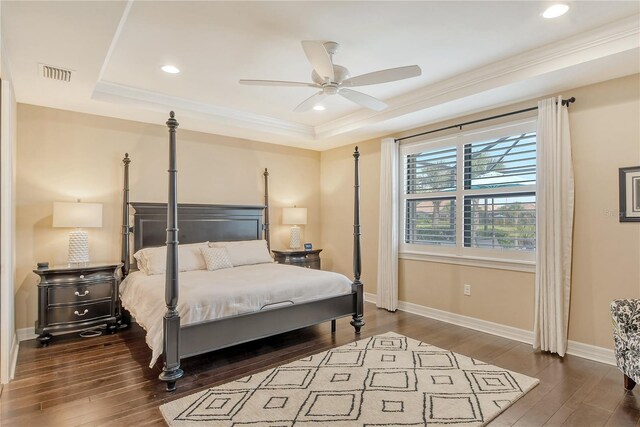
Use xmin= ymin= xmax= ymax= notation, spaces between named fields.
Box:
xmin=160 ymin=111 xmax=184 ymax=392
xmin=350 ymin=146 xmax=365 ymax=334
xmin=121 ymin=153 xmax=131 ymax=277
xmin=264 ymin=168 xmax=271 ymax=251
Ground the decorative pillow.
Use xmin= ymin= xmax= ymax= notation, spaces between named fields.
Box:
xmin=200 ymin=247 xmax=233 ymax=271
xmin=133 ymin=250 xmax=150 ymax=275
xmin=133 ymin=242 xmax=208 ymax=275
xmin=209 ymin=240 xmax=273 ymax=266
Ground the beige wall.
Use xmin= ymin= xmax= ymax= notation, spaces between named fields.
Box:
xmin=320 ymin=73 xmax=640 ymax=349
xmin=568 ymin=75 xmax=640 ymax=347
xmin=15 ymin=104 xmax=321 ymax=329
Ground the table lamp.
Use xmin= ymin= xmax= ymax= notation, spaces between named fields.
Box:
xmin=53 ymin=201 xmax=103 ymax=265
xmin=282 ymin=207 xmax=307 ymax=249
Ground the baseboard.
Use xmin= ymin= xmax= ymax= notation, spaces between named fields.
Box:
xmin=565 ymin=340 xmax=616 ymax=366
xmin=364 ymin=292 xmax=616 ymax=366
xmin=17 ymin=327 xmax=37 ymax=342
xmin=365 ymin=293 xmax=375 ymax=304
xmin=9 ymin=334 xmax=18 ymax=382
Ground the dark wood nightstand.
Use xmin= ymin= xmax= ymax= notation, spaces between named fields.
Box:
xmin=33 ymin=262 xmax=123 ymax=347
xmin=272 ymin=249 xmax=322 ymax=270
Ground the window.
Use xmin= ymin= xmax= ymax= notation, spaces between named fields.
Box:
xmin=400 ymin=119 xmax=536 ymax=263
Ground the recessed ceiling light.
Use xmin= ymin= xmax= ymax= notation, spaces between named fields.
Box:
xmin=542 ymin=4 xmax=569 ymax=19
xmin=161 ymin=65 xmax=180 ymax=74
xmin=313 ymin=105 xmax=326 ymax=111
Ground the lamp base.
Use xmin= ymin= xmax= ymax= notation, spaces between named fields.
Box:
xmin=68 ymin=230 xmax=90 ymax=264
xmin=289 ymin=225 xmax=302 ymax=249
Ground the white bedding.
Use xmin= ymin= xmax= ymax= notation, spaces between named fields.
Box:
xmin=119 ymin=263 xmax=353 ymax=367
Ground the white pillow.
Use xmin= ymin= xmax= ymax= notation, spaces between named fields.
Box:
xmin=133 ymin=250 xmax=150 ymax=275
xmin=200 ymin=247 xmax=233 ymax=271
xmin=209 ymin=240 xmax=273 ymax=266
xmin=133 ymin=242 xmax=208 ymax=275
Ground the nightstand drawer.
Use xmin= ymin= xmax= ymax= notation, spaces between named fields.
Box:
xmin=290 ymin=253 xmax=319 ymax=262
xmin=48 ymin=281 xmax=113 ymax=306
xmin=305 ymin=259 xmax=321 ymax=270
xmin=288 ymin=259 xmax=321 ymax=269
xmin=45 ymin=270 xmax=115 ymax=285
xmin=47 ymin=301 xmax=112 ymax=326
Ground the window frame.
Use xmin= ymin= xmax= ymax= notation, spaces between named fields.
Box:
xmin=399 ymin=118 xmax=537 ymax=268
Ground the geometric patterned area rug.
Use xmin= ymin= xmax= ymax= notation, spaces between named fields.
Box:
xmin=160 ymin=332 xmax=538 ymax=426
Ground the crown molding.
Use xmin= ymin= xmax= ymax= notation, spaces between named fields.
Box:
xmin=93 ymin=80 xmax=315 ymax=140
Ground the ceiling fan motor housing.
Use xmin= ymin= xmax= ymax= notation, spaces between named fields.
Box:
xmin=323 ymin=85 xmax=339 ymax=95
xmin=312 ymin=64 xmax=350 ymax=85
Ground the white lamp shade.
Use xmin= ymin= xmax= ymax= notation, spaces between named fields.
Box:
xmin=282 ymin=207 xmax=307 ymax=225
xmin=53 ymin=202 xmax=103 ymax=228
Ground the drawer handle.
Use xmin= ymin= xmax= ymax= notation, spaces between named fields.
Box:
xmin=79 ymin=275 xmax=85 ymax=279
xmin=74 ymin=290 xmax=89 ymax=297
xmin=74 ymin=309 xmax=89 ymax=317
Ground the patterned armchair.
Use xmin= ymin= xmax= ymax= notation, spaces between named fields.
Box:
xmin=611 ymin=299 xmax=640 ymax=390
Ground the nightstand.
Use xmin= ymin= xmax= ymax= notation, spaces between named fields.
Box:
xmin=272 ymin=249 xmax=322 ymax=270
xmin=33 ymin=262 xmax=123 ymax=347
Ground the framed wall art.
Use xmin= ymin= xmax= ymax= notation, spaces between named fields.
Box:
xmin=619 ymin=166 xmax=640 ymax=222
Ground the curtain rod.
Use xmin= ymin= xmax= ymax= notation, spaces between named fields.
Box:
xmin=395 ymin=97 xmax=576 ymax=143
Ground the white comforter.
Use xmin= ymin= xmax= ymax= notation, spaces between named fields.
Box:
xmin=119 ymin=263 xmax=353 ymax=367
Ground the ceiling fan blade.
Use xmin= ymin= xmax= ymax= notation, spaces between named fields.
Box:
xmin=342 ymin=65 xmax=422 ymax=87
xmin=239 ymin=79 xmax=320 ymax=88
xmin=339 ymin=88 xmax=388 ymax=111
xmin=301 ymin=41 xmax=334 ymax=81
xmin=294 ymin=91 xmax=327 ymax=112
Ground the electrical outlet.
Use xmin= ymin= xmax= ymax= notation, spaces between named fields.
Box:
xmin=464 ymin=284 xmax=471 ymax=296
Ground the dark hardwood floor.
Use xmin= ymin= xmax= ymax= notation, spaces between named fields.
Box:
xmin=1 ymin=303 xmax=637 ymax=426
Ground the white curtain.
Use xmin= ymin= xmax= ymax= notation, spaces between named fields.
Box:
xmin=533 ymin=96 xmax=575 ymax=356
xmin=376 ymin=138 xmax=399 ymax=311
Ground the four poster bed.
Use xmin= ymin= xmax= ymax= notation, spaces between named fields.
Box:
xmin=119 ymin=112 xmax=365 ymax=391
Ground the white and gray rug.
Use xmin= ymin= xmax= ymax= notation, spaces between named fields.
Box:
xmin=160 ymin=332 xmax=538 ymax=426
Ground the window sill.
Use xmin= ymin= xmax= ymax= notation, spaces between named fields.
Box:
xmin=399 ymin=251 xmax=535 ymax=273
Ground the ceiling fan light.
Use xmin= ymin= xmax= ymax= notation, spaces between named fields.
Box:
xmin=161 ymin=65 xmax=180 ymax=74
xmin=313 ymin=105 xmax=326 ymax=111
xmin=542 ymin=4 xmax=569 ymax=19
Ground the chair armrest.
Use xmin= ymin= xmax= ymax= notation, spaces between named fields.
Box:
xmin=611 ymin=299 xmax=640 ymax=345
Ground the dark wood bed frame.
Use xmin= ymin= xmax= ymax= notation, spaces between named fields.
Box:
xmin=120 ymin=112 xmax=365 ymax=391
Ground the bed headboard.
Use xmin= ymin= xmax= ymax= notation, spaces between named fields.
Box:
xmin=129 ymin=203 xmax=265 ymax=253
xmin=120 ymin=152 xmax=271 ymax=276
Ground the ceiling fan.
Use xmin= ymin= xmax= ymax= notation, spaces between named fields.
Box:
xmin=239 ymin=41 xmax=422 ymax=112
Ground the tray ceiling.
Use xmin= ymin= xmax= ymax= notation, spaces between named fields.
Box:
xmin=2 ymin=1 xmax=639 ymax=150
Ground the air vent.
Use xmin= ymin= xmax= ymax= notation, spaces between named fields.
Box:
xmin=39 ymin=64 xmax=72 ymax=82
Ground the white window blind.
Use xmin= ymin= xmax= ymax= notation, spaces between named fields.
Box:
xmin=463 ymin=194 xmax=536 ymax=251
xmin=405 ymin=197 xmax=456 ymax=246
xmin=406 ymin=147 xmax=457 ymax=194
xmin=464 ymin=133 xmax=536 ymax=189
